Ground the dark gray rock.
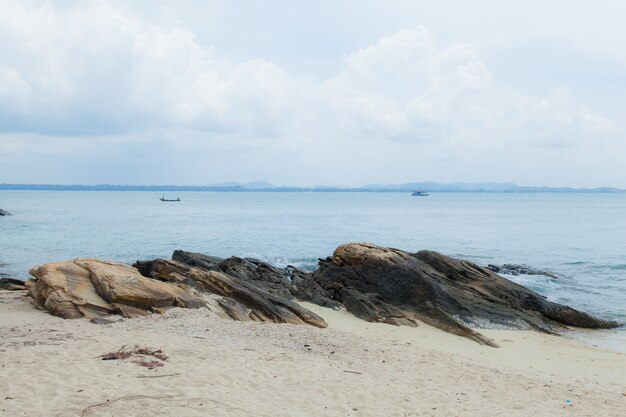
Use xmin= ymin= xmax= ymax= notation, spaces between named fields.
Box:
xmin=137 ymin=254 xmax=295 ymax=296
xmin=171 ymin=250 xmax=342 ymax=309
xmin=0 ymin=278 xmax=25 ymax=291
xmin=287 ymin=267 xmax=342 ymax=310
xmin=217 ymin=256 xmax=294 ymax=297
xmin=306 ymin=243 xmax=619 ymax=347
xmin=172 ymin=250 xmax=222 ymax=271
xmin=138 ymin=244 xmax=620 ymax=346
xmin=141 ymin=258 xmax=327 ymax=328
xmin=0 ymin=209 xmax=12 ymax=216
xmin=90 ymin=317 xmax=118 ymax=325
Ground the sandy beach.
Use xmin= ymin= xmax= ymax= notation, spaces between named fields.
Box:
xmin=3 ymin=2 xmax=626 ymax=416
xmin=1 ymin=290 xmax=623 ymax=417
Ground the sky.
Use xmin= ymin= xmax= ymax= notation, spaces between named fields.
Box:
xmin=0 ymin=0 xmax=625 ymax=187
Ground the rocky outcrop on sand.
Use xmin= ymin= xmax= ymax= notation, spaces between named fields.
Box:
xmin=26 ymin=243 xmax=619 ymax=344
xmin=0 ymin=208 xmax=12 ymax=216
xmin=304 ymin=243 xmax=619 ymax=346
xmin=169 ymin=250 xmax=341 ymax=309
xmin=156 ymin=244 xmax=618 ymax=346
xmin=134 ymin=258 xmax=327 ymax=328
xmin=0 ymin=278 xmax=25 ymax=291
xmin=27 ymin=257 xmax=327 ymax=327
xmin=169 ymin=250 xmax=295 ymax=297
xmin=28 ymin=259 xmax=205 ymax=319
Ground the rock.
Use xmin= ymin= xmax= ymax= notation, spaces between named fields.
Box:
xmin=306 ymin=243 xmax=619 ymax=346
xmin=217 ymin=256 xmax=294 ymax=297
xmin=288 ymin=267 xmax=343 ymax=310
xmin=171 ymin=251 xmax=296 ymax=297
xmin=111 ymin=303 xmax=151 ymax=318
xmin=172 ymin=250 xmax=223 ymax=270
xmin=27 ymin=243 xmax=618 ymax=343
xmin=75 ymin=259 xmax=205 ymax=311
xmin=28 ymin=259 xmax=205 ymax=320
xmin=139 ymin=258 xmax=327 ymax=328
xmin=0 ymin=278 xmax=26 ymax=291
xmin=90 ymin=317 xmax=118 ymax=325
xmin=217 ymin=298 xmax=252 ymax=321
xmin=29 ymin=261 xmax=115 ymax=319
xmin=486 ymin=264 xmax=560 ymax=279
xmin=0 ymin=208 xmax=11 ymax=216
xmin=172 ymin=250 xmax=341 ymax=309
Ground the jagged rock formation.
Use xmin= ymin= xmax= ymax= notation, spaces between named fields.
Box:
xmin=171 ymin=250 xmax=294 ymax=297
xmin=486 ymin=263 xmax=560 ymax=279
xmin=171 ymin=250 xmax=223 ymax=271
xmin=159 ymin=245 xmax=619 ymax=346
xmin=27 ymin=256 xmax=326 ymax=328
xmin=26 ymin=243 xmax=619 ymax=344
xmin=28 ymin=259 xmax=205 ymax=319
xmin=305 ymin=243 xmax=619 ymax=346
xmin=134 ymin=258 xmax=327 ymax=328
xmin=0 ymin=209 xmax=12 ymax=216
xmin=169 ymin=250 xmax=341 ymax=309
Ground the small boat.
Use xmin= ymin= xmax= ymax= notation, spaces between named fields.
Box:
xmin=411 ymin=190 xmax=429 ymax=197
xmin=160 ymin=193 xmax=181 ymax=202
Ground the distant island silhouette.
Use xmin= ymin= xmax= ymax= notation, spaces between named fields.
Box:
xmin=0 ymin=182 xmax=623 ymax=193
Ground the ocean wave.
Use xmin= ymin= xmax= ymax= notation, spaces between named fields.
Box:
xmin=240 ymin=253 xmax=319 ymax=271
xmin=453 ymin=315 xmax=530 ymax=330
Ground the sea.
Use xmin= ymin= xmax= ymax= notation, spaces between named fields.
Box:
xmin=1 ymin=190 xmax=624 ymax=351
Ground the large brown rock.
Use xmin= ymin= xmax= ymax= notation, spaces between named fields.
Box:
xmin=29 ymin=261 xmax=115 ymax=319
xmin=28 ymin=259 xmax=205 ymax=319
xmin=306 ymin=243 xmax=620 ymax=346
xmin=75 ymin=259 xmax=205 ymax=311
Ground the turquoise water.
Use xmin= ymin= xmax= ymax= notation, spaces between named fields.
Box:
xmin=1 ymin=191 xmax=624 ymax=348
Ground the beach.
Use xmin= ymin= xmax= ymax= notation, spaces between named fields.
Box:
xmin=3 ymin=2 xmax=626 ymax=416
xmin=1 ymin=290 xmax=623 ymax=417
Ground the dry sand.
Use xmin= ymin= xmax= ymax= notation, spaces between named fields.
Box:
xmin=1 ymin=290 xmax=624 ymax=417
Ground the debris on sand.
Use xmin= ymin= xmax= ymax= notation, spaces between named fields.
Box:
xmin=100 ymin=345 xmax=168 ymax=367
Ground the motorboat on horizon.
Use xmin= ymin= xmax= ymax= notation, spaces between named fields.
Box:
xmin=160 ymin=193 xmax=181 ymax=202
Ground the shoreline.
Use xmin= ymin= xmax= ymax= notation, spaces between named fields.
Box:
xmin=1 ymin=290 xmax=624 ymax=416
xmin=303 ymin=302 xmax=625 ymax=385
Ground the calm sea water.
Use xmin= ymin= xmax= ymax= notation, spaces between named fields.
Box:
xmin=1 ymin=191 xmax=624 ymax=349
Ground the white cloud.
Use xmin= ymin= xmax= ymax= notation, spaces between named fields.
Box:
xmin=0 ymin=64 xmax=31 ymax=111
xmin=456 ymin=61 xmax=492 ymax=89
xmin=0 ymin=1 xmax=622 ymax=186
xmin=498 ymin=90 xmax=618 ymax=148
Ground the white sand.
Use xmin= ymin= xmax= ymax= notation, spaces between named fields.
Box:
xmin=1 ymin=290 xmax=624 ymax=417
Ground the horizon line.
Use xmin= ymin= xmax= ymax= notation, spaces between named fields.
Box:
xmin=0 ymin=182 xmax=624 ymax=193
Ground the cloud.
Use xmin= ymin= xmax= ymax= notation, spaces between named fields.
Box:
xmin=0 ymin=1 xmax=622 ymax=186
xmin=456 ymin=61 xmax=492 ymax=89
xmin=499 ymin=90 xmax=617 ymax=148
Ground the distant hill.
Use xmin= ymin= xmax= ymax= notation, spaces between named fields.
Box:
xmin=358 ymin=182 xmax=625 ymax=193
xmin=0 ymin=182 xmax=623 ymax=193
